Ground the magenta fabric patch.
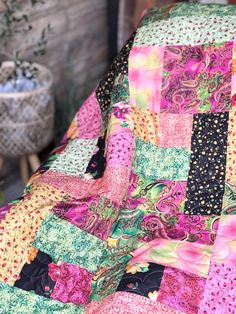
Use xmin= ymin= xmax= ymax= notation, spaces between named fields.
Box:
xmin=106 ymin=131 xmax=134 ymax=167
xmin=77 ymin=91 xmax=102 ymax=139
xmin=52 ymin=196 xmax=120 ymax=240
xmin=199 ymin=262 xmax=236 ymax=314
xmin=140 ymin=180 xmax=217 ymax=245
xmin=49 ymin=262 xmax=93 ymax=305
xmin=158 ymin=113 xmax=193 ymax=148
xmin=62 ymin=91 xmax=102 ymax=142
xmin=0 ymin=204 xmax=11 ymax=222
xmin=158 ymin=267 xmax=206 ymax=314
xmin=142 ymin=213 xmax=218 ymax=245
xmin=161 ymin=42 xmax=233 ymax=113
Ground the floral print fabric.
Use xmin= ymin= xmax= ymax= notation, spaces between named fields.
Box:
xmin=117 ymin=262 xmax=164 ymax=297
xmin=134 ymin=16 xmax=236 ymax=47
xmin=14 ymin=250 xmax=56 ymax=298
xmin=0 ymin=2 xmax=236 ymax=313
xmin=198 ymin=262 xmax=236 ymax=313
xmin=50 ymin=138 xmax=98 ymax=176
xmin=129 ymin=238 xmax=212 ymax=277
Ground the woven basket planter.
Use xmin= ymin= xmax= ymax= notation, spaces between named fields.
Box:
xmin=0 ymin=62 xmax=54 ymax=158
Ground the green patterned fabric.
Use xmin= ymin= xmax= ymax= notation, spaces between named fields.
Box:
xmin=111 ymin=74 xmax=129 ymax=104
xmin=139 ymin=5 xmax=172 ymax=27
xmin=171 ymin=2 xmax=236 ymax=17
xmin=222 ymin=182 xmax=236 ymax=214
xmin=134 ymin=15 xmax=236 ymax=47
xmin=50 ymin=138 xmax=98 ymax=176
xmin=133 ymin=137 xmax=190 ymax=181
xmin=0 ymin=283 xmax=84 ymax=314
xmin=33 ymin=214 xmax=109 ymax=273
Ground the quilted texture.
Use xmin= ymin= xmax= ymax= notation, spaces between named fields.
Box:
xmin=0 ymin=2 xmax=236 ymax=313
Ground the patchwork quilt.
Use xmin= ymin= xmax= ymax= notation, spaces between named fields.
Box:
xmin=1 ymin=2 xmax=236 ymax=313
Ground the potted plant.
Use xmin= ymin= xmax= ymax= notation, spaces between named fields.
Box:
xmin=0 ymin=0 xmax=54 ymax=180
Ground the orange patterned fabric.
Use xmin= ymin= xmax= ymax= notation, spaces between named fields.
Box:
xmin=132 ymin=107 xmax=159 ymax=144
xmin=0 ymin=184 xmax=64 ymax=285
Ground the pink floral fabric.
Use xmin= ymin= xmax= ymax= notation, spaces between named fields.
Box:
xmin=199 ymin=262 xmax=236 ymax=313
xmin=49 ymin=262 xmax=93 ymax=305
xmin=158 ymin=113 xmax=193 ymax=148
xmin=158 ymin=267 xmax=206 ymax=314
xmin=106 ymin=131 xmax=134 ymax=167
xmin=63 ymin=91 xmax=102 ymax=141
xmin=38 ymin=165 xmax=130 ymax=205
xmin=231 ymin=36 xmax=236 ymax=105
xmin=86 ymin=291 xmax=184 ymax=314
xmin=107 ymin=102 xmax=133 ymax=136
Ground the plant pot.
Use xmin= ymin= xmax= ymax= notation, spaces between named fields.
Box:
xmin=0 ymin=62 xmax=54 ymax=158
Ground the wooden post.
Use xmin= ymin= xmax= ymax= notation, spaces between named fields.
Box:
xmin=20 ymin=156 xmax=29 ymax=184
xmin=28 ymin=154 xmax=40 ymax=173
xmin=0 ymin=156 xmax=3 ymax=170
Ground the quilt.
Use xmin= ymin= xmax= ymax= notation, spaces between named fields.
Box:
xmin=0 ymin=3 xmax=236 ymax=313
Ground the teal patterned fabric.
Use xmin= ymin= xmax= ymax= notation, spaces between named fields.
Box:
xmin=0 ymin=283 xmax=84 ymax=314
xmin=33 ymin=214 xmax=109 ymax=273
xmin=133 ymin=137 xmax=190 ymax=181
xmin=171 ymin=2 xmax=236 ymax=17
xmin=134 ymin=15 xmax=236 ymax=47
